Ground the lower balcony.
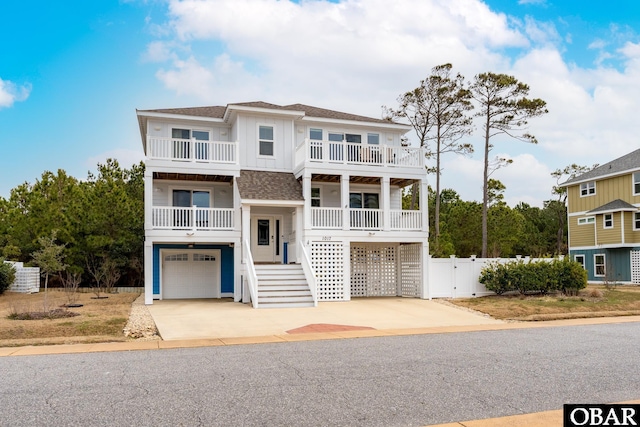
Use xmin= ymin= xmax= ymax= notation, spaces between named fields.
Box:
xmin=310 ymin=208 xmax=422 ymax=231
xmin=152 ymin=207 xmax=235 ymax=230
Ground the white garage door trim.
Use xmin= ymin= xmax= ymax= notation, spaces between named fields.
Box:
xmin=161 ymin=249 xmax=221 ymax=299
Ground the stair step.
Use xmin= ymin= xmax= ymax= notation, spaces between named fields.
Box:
xmin=258 ymin=295 xmax=314 ymax=303
xmin=258 ymin=290 xmax=312 ymax=297
xmin=256 ymin=274 xmax=307 ymax=280
xmin=254 ymin=264 xmax=301 ymax=270
xmin=259 ymin=279 xmax=308 ymax=285
xmin=257 ymin=285 xmax=310 ymax=291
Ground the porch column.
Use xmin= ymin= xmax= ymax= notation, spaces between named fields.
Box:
xmin=421 ymin=242 xmax=430 ymax=299
xmin=382 ymin=176 xmax=390 ymax=231
xmin=420 ymin=178 xmax=429 ymax=233
xmin=295 ymin=205 xmax=303 ymax=263
xmin=341 ymin=173 xmax=350 ymax=231
xmin=241 ymin=204 xmax=251 ymax=304
xmin=144 ymin=169 xmax=153 ymax=230
xmin=144 ymin=240 xmax=153 ymax=305
xmin=343 ymin=240 xmax=351 ymax=301
xmin=303 ymin=173 xmax=312 ymax=230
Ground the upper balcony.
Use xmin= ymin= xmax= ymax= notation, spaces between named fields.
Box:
xmin=295 ymin=138 xmax=425 ymax=171
xmin=146 ymin=136 xmax=239 ymax=171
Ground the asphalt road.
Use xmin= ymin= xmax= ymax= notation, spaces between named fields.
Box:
xmin=1 ymin=323 xmax=639 ymax=427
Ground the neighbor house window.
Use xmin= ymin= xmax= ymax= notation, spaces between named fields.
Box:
xmin=578 ymin=217 xmax=595 ymax=225
xmin=594 ymin=254 xmax=606 ymax=277
xmin=367 ymin=133 xmax=380 ymax=145
xmin=574 ymin=254 xmax=585 ymax=269
xmin=603 ymin=213 xmax=613 ymax=229
xmin=259 ymin=125 xmax=274 ymax=156
xmin=634 ymin=172 xmax=640 ymax=195
xmin=635 ymin=212 xmax=640 ymax=230
xmin=580 ymin=181 xmax=595 ymax=196
xmin=311 ymin=187 xmax=321 ymax=207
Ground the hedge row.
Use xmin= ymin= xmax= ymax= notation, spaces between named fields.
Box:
xmin=479 ymin=257 xmax=587 ymax=295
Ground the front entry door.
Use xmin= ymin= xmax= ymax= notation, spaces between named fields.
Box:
xmin=252 ymin=216 xmax=275 ymax=262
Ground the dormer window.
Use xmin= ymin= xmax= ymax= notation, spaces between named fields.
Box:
xmin=580 ymin=181 xmax=595 ymax=197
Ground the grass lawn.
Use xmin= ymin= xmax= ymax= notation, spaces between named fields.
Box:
xmin=449 ymin=285 xmax=640 ymax=321
xmin=0 ymin=290 xmax=139 ymax=347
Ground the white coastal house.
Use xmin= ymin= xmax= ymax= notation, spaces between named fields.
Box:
xmin=138 ymin=101 xmax=429 ymax=308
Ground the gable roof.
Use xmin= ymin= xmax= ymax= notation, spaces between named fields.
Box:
xmin=562 ymin=148 xmax=640 ymax=186
xmin=236 ymin=170 xmax=304 ymax=202
xmin=137 ymin=101 xmax=399 ymax=125
xmin=587 ymin=199 xmax=638 ymax=214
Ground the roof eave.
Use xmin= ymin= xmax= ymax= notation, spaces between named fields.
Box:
xmin=224 ymin=105 xmax=306 ymax=122
xmin=299 ymin=116 xmax=412 ymax=131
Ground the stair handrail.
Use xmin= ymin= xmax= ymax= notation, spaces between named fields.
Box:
xmin=243 ymin=239 xmax=259 ymax=308
xmin=298 ymin=241 xmax=318 ymax=307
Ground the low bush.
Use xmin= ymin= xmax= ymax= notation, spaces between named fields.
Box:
xmin=0 ymin=260 xmax=16 ymax=295
xmin=479 ymin=257 xmax=587 ymax=295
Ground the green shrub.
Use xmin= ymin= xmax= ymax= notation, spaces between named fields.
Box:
xmin=479 ymin=257 xmax=586 ymax=296
xmin=0 ymin=260 xmax=16 ymax=295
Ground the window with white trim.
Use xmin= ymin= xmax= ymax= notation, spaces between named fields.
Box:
xmin=258 ymin=125 xmax=274 ymax=156
xmin=311 ymin=187 xmax=321 ymax=207
xmin=367 ymin=133 xmax=380 ymax=145
xmin=310 ymin=128 xmax=323 ymax=141
xmin=574 ymin=254 xmax=585 ymax=269
xmin=594 ymin=254 xmax=606 ymax=277
xmin=171 ymin=128 xmax=210 ymax=160
xmin=578 ymin=216 xmax=595 ymax=225
xmin=580 ymin=181 xmax=595 ymax=196
xmin=634 ymin=172 xmax=640 ymax=195
xmin=635 ymin=212 xmax=640 ymax=230
xmin=603 ymin=213 xmax=613 ymax=229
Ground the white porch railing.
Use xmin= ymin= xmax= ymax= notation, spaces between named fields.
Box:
xmin=349 ymin=208 xmax=381 ymax=230
xmin=390 ymin=210 xmax=422 ymax=230
xmin=310 ymin=207 xmax=342 ymax=229
xmin=242 ymin=239 xmax=259 ymax=308
xmin=310 ymin=207 xmax=422 ymax=230
xmin=298 ymin=242 xmax=318 ymax=307
xmin=147 ymin=136 xmax=237 ymax=164
xmin=296 ymin=139 xmax=424 ymax=168
xmin=152 ymin=207 xmax=235 ymax=230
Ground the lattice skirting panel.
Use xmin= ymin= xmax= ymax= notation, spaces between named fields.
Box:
xmin=399 ymin=243 xmax=422 ymax=297
xmin=632 ymin=250 xmax=640 ymax=284
xmin=350 ymin=244 xmax=398 ymax=297
xmin=311 ymin=241 xmax=345 ymax=301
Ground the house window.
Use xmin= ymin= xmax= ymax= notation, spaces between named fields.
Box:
xmin=634 ymin=172 xmax=640 ymax=195
xmin=310 ymin=128 xmax=323 ymax=141
xmin=311 ymin=187 xmax=321 ymax=207
xmin=259 ymin=125 xmax=274 ymax=156
xmin=171 ymin=128 xmax=210 ymax=160
xmin=172 ymin=190 xmax=210 ymax=228
xmin=634 ymin=212 xmax=640 ymax=230
xmin=349 ymin=193 xmax=379 ymax=209
xmin=367 ymin=133 xmax=380 ymax=145
xmin=580 ymin=181 xmax=595 ymax=197
xmin=604 ymin=213 xmax=613 ymax=229
xmin=578 ymin=217 xmax=595 ymax=225
xmin=594 ymin=254 xmax=606 ymax=277
xmin=574 ymin=254 xmax=585 ymax=269
xmin=346 ymin=134 xmax=361 ymax=143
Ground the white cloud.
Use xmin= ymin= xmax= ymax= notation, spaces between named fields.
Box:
xmin=144 ymin=0 xmax=640 ymax=207
xmin=0 ymin=78 xmax=31 ymax=108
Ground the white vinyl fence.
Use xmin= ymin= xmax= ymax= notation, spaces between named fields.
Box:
xmin=429 ymin=255 xmax=555 ymax=299
xmin=4 ymin=261 xmax=40 ymax=293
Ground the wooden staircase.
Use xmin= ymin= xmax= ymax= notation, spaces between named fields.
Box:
xmin=254 ymin=264 xmax=314 ymax=308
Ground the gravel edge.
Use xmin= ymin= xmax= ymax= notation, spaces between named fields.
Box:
xmin=123 ymin=293 xmax=161 ymax=340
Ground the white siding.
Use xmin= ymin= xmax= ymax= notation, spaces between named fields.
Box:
xmin=147 ymin=119 xmax=229 ymax=141
xmin=152 ymin=181 xmax=233 ymax=207
xmin=390 ymin=186 xmax=402 ymax=210
xmin=236 ymin=114 xmax=295 ymax=171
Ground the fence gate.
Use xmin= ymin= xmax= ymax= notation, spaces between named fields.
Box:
xmin=350 ymin=244 xmax=397 ymax=297
xmin=311 ymin=241 xmax=345 ymax=301
xmin=399 ymin=243 xmax=421 ymax=297
xmin=631 ymin=250 xmax=640 ymax=284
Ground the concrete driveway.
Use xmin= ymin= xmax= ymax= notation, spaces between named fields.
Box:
xmin=147 ymin=297 xmax=504 ymax=340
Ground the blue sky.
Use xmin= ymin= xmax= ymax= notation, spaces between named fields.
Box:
xmin=2 ymin=0 xmax=640 ymax=206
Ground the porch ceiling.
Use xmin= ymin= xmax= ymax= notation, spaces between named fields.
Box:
xmin=153 ymin=172 xmax=233 ymax=183
xmin=310 ymin=174 xmax=416 ymax=188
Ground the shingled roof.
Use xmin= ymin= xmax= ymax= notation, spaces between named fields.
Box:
xmin=138 ymin=101 xmax=396 ymax=125
xmin=236 ymin=170 xmax=304 ymax=201
xmin=562 ymin=148 xmax=640 ymax=186
xmin=587 ymin=199 xmax=638 ymax=214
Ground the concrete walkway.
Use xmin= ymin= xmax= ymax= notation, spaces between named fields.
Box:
xmin=146 ymin=297 xmax=504 ymax=340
